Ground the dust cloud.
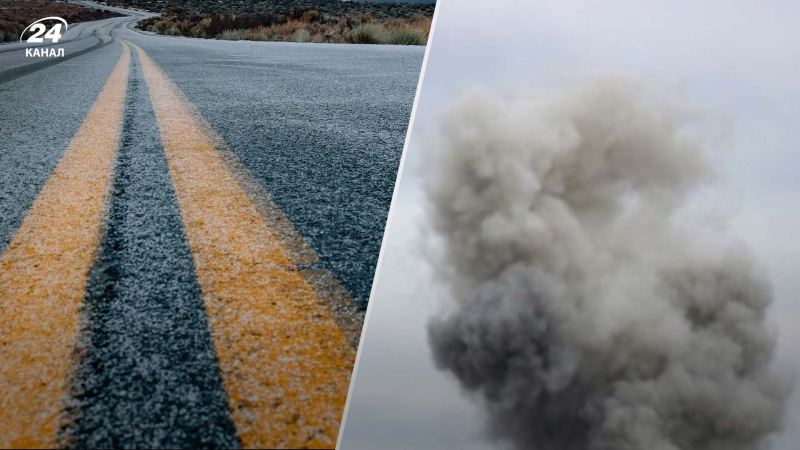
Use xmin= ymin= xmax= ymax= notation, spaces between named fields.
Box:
xmin=426 ymin=78 xmax=790 ymax=450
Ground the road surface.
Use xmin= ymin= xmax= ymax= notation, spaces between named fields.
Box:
xmin=0 ymin=4 xmax=423 ymax=448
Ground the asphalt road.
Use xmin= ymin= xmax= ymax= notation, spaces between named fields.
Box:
xmin=0 ymin=5 xmax=422 ymax=448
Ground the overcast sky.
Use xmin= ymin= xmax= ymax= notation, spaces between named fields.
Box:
xmin=339 ymin=1 xmax=800 ymax=448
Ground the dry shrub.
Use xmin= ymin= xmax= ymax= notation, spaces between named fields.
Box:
xmin=413 ymin=16 xmax=432 ymax=31
xmin=350 ymin=23 xmax=389 ymax=44
xmin=218 ymin=29 xmax=243 ymax=40
xmin=300 ymin=10 xmax=319 ymax=23
xmin=293 ymin=28 xmax=311 ymax=43
xmin=242 ymin=26 xmax=270 ymax=41
xmin=189 ymin=25 xmax=207 ymax=38
xmin=390 ymin=26 xmax=426 ymax=45
xmin=138 ymin=7 xmax=432 ymax=46
xmin=147 ymin=18 xmax=167 ymax=33
xmin=270 ymin=20 xmax=303 ymax=40
xmin=385 ymin=18 xmax=407 ymax=29
xmin=189 ymin=17 xmax=211 ymax=38
xmin=409 ymin=14 xmax=431 ymax=26
xmin=356 ymin=12 xmax=373 ymax=25
xmin=336 ymin=16 xmax=349 ymax=33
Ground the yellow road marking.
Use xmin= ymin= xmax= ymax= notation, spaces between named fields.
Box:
xmin=184 ymin=102 xmax=365 ymax=350
xmin=133 ymin=43 xmax=356 ymax=449
xmin=0 ymin=42 xmax=130 ymax=449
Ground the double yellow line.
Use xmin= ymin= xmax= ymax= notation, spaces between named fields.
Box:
xmin=0 ymin=40 xmax=355 ymax=449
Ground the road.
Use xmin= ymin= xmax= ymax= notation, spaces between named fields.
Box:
xmin=0 ymin=4 xmax=423 ymax=448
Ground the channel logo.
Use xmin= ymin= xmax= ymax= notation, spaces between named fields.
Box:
xmin=20 ymin=17 xmax=67 ymax=58
xmin=20 ymin=17 xmax=67 ymax=43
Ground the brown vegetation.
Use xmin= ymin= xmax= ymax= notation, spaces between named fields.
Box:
xmin=139 ymin=9 xmax=432 ymax=45
xmin=108 ymin=0 xmax=435 ymax=21
xmin=107 ymin=0 xmax=434 ymax=45
xmin=0 ymin=0 xmax=123 ymax=42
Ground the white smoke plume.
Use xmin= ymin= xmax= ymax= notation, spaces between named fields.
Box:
xmin=426 ymin=78 xmax=790 ymax=450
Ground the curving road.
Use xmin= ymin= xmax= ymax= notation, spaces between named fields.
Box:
xmin=0 ymin=4 xmax=422 ymax=448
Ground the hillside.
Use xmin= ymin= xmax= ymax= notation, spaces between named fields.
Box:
xmin=108 ymin=0 xmax=435 ymax=45
xmin=350 ymin=0 xmax=435 ymax=3
xmin=107 ymin=0 xmax=435 ymax=19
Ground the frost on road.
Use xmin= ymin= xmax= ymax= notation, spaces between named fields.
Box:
xmin=0 ymin=5 xmax=423 ymax=448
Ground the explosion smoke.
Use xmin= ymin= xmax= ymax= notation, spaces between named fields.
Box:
xmin=426 ymin=79 xmax=789 ymax=450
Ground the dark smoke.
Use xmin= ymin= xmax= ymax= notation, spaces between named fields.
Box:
xmin=426 ymin=79 xmax=790 ymax=450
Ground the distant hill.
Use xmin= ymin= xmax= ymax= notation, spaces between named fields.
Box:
xmin=115 ymin=0 xmax=435 ymax=44
xmin=347 ymin=0 xmax=436 ymax=3
xmin=108 ymin=0 xmax=436 ymax=18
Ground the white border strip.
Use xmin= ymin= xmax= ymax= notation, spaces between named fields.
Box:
xmin=335 ymin=1 xmax=446 ymax=447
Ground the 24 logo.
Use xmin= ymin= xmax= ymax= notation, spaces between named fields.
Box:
xmin=20 ymin=17 xmax=68 ymax=43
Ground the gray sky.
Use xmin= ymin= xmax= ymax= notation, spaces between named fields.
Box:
xmin=339 ymin=1 xmax=800 ymax=448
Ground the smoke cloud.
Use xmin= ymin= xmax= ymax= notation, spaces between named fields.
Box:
xmin=426 ymin=79 xmax=790 ymax=450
